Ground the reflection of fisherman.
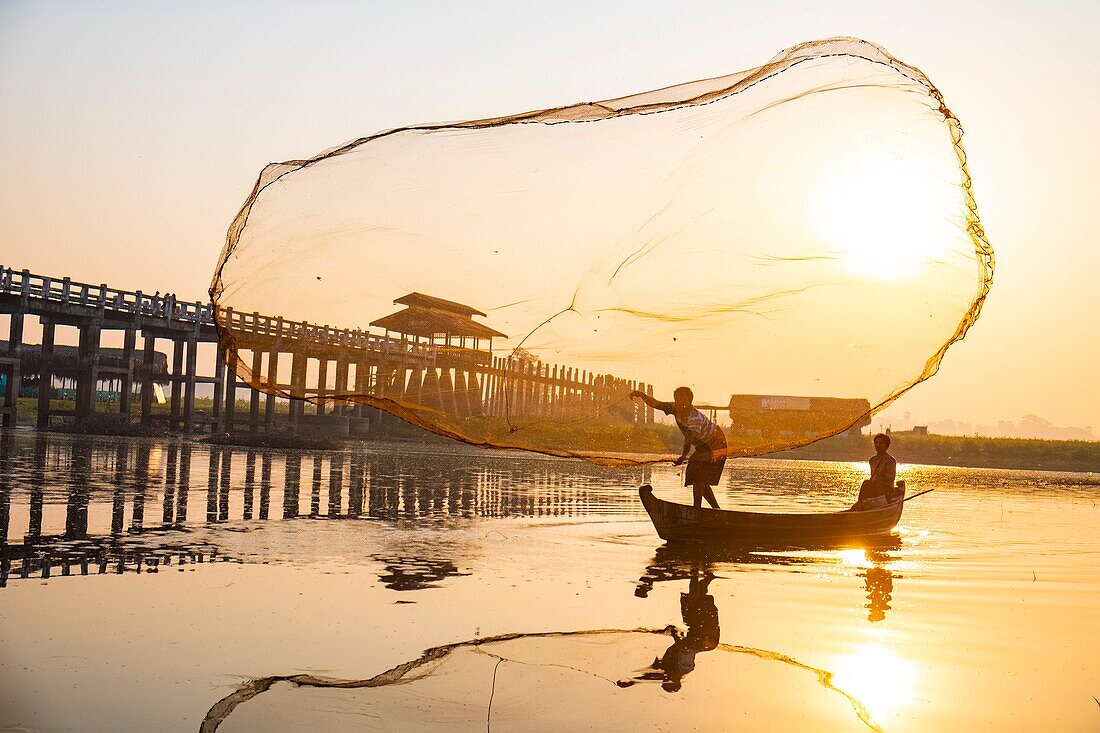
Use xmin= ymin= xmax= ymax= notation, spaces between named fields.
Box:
xmin=619 ymin=568 xmax=720 ymax=692
xmin=864 ymin=550 xmax=894 ymax=623
xmin=853 ymin=433 xmax=901 ymax=509
xmin=631 ymin=387 xmax=727 ymax=509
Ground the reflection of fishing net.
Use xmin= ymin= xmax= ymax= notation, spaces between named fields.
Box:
xmin=202 ymin=629 xmax=880 ymax=732
xmin=211 ymin=38 xmax=993 ymax=464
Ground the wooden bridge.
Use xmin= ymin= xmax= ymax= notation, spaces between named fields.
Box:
xmin=0 ymin=265 xmax=654 ymax=433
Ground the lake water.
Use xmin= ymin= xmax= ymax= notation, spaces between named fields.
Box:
xmin=0 ymin=430 xmax=1097 ymax=732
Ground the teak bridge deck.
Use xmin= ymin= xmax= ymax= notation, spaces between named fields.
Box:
xmin=0 ymin=266 xmax=654 ymax=433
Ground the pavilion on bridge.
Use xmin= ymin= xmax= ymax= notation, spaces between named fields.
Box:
xmin=370 ymin=293 xmax=506 ymax=365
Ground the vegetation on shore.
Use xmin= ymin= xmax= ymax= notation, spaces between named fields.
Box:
xmin=767 ymin=432 xmax=1099 ymax=473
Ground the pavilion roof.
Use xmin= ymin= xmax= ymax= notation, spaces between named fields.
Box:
xmin=370 ymin=295 xmax=506 ymax=340
xmin=393 ymin=292 xmax=486 ymax=317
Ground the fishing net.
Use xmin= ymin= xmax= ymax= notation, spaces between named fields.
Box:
xmin=211 ymin=37 xmax=993 ymax=464
xmin=201 ymin=629 xmax=881 ymax=732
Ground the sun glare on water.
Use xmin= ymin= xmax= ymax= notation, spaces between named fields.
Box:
xmin=814 ymin=153 xmax=961 ymax=280
xmin=832 ymin=642 xmax=919 ymax=721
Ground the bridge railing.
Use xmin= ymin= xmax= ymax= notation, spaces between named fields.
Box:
xmin=0 ymin=265 xmax=211 ymax=324
xmin=1 ymin=265 xmax=437 ymax=362
xmin=217 ymin=308 xmax=437 ymax=362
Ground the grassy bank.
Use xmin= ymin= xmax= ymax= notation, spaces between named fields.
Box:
xmin=766 ymin=432 xmax=1099 ymax=473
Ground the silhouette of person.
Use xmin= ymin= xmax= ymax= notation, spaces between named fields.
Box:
xmin=853 ymin=433 xmax=900 ymax=509
xmin=620 ymin=566 xmax=720 ymax=692
xmin=631 ymin=387 xmax=727 ymax=509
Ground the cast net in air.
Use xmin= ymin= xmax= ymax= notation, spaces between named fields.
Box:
xmin=210 ymin=38 xmax=993 ymax=464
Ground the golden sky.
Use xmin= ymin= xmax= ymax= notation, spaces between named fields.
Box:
xmin=0 ymin=1 xmax=1097 ymax=431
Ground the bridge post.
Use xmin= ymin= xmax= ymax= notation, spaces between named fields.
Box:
xmin=405 ymin=366 xmax=423 ymax=409
xmin=75 ymin=321 xmax=100 ymax=423
xmin=169 ymin=339 xmax=184 ymax=430
xmin=183 ymin=337 xmax=198 ymax=432
xmin=119 ymin=328 xmax=135 ymax=420
xmin=1 ymin=313 xmax=22 ymax=427
xmin=248 ymin=350 xmax=262 ymax=432
xmin=452 ymin=370 xmax=469 ymax=418
xmin=223 ymin=349 xmax=238 ymax=432
xmin=35 ymin=320 xmax=54 ymax=429
xmin=335 ymin=359 xmax=349 ymax=416
xmin=354 ymin=360 xmax=370 ymax=418
xmin=316 ymin=357 xmax=328 ymax=416
xmin=140 ymin=332 xmax=155 ymax=426
xmin=289 ymin=351 xmax=306 ymax=430
xmin=264 ymin=351 xmax=278 ymax=431
xmin=211 ymin=347 xmax=225 ymax=428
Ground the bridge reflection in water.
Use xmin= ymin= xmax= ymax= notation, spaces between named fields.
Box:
xmin=0 ymin=432 xmax=651 ymax=589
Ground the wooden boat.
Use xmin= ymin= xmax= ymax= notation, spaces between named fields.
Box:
xmin=639 ymin=484 xmax=906 ymax=545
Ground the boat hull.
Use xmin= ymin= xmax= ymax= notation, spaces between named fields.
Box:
xmin=638 ymin=485 xmax=904 ymax=545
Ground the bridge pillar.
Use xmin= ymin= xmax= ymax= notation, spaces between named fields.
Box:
xmin=248 ymin=350 xmax=262 ymax=432
xmin=75 ymin=322 xmax=101 ymax=424
xmin=439 ymin=368 xmax=458 ymax=418
xmin=316 ymin=357 xmax=328 ymax=416
xmin=182 ymin=337 xmax=198 ymax=432
xmin=264 ymin=351 xmax=279 ymax=431
xmin=119 ymin=328 xmax=135 ymax=420
xmin=406 ymin=366 xmax=424 ymax=408
xmin=223 ymin=349 xmax=238 ymax=432
xmin=169 ymin=339 xmax=184 ymax=430
xmin=140 ymin=332 xmax=155 ymax=426
xmin=453 ymin=370 xmax=470 ymax=418
xmin=289 ymin=351 xmax=306 ymax=430
xmin=354 ymin=361 xmax=370 ymax=418
xmin=1 ymin=313 xmax=22 ymax=427
xmin=335 ymin=359 xmax=349 ymax=416
xmin=211 ymin=347 xmax=225 ymax=429
xmin=421 ymin=367 xmax=442 ymax=412
xmin=467 ymin=370 xmax=483 ymax=417
xmin=35 ymin=320 xmax=55 ymax=430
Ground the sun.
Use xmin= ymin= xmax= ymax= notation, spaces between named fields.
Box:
xmin=813 ymin=152 xmax=961 ymax=280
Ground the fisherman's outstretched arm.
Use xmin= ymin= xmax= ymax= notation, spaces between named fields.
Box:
xmin=630 ymin=390 xmax=675 ymax=413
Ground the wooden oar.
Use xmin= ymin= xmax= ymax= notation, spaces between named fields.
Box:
xmin=902 ymin=488 xmax=935 ymax=503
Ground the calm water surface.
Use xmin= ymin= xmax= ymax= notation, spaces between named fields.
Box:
xmin=0 ymin=430 xmax=1097 ymax=732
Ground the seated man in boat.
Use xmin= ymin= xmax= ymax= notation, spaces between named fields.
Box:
xmin=853 ymin=433 xmax=901 ymax=509
xmin=630 ymin=387 xmax=727 ymax=510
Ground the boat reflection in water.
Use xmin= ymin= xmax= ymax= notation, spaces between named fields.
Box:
xmin=627 ymin=536 xmax=904 ymax=703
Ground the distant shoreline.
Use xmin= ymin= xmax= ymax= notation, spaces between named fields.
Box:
xmin=763 ymin=432 xmax=1099 ymax=474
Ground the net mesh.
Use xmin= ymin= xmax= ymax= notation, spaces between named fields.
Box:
xmin=201 ymin=629 xmax=881 ymax=733
xmin=210 ymin=37 xmax=993 ymax=464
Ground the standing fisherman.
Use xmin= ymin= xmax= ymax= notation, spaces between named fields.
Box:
xmin=631 ymin=387 xmax=727 ymax=509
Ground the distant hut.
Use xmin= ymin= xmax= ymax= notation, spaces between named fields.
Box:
xmin=0 ymin=340 xmax=169 ymax=395
xmin=727 ymin=394 xmax=872 ymax=439
xmin=370 ymin=293 xmax=506 ymax=366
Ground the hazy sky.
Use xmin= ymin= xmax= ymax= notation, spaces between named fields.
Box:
xmin=1 ymin=1 xmax=1097 ymax=430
